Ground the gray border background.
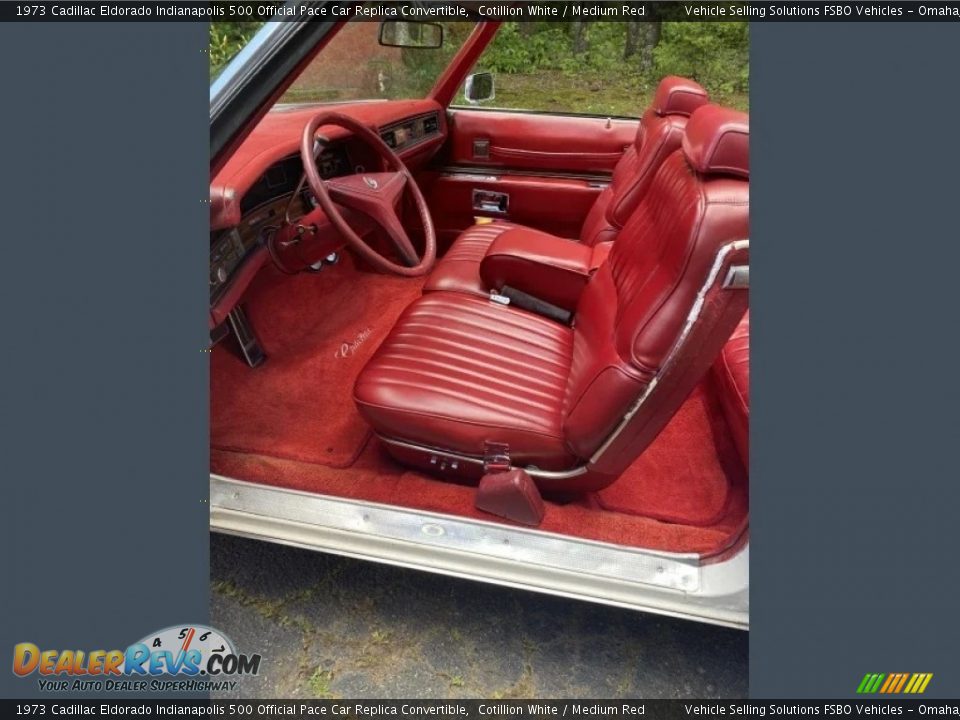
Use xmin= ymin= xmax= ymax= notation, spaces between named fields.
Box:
xmin=751 ymin=22 xmax=960 ymax=697
xmin=0 ymin=22 xmax=209 ymax=698
xmin=1 ymin=17 xmax=959 ymax=700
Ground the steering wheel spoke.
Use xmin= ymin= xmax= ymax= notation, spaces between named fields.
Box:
xmin=325 ymin=171 xmax=406 ymax=209
xmin=378 ymin=209 xmax=421 ymax=268
xmin=325 ymin=172 xmax=418 ymax=266
xmin=301 ymin=113 xmax=436 ymax=277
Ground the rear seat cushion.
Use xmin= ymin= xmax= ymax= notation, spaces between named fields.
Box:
xmin=713 ymin=311 xmax=749 ymax=466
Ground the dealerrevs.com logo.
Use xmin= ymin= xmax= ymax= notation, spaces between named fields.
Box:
xmin=12 ymin=624 xmax=261 ymax=693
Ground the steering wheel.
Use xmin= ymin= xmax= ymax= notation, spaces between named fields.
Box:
xmin=301 ymin=112 xmax=436 ymax=277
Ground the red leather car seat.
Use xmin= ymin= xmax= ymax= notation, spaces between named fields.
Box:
xmin=355 ymin=104 xmax=749 ymax=493
xmin=714 ymin=311 xmax=750 ymax=466
xmin=422 ymin=76 xmax=709 ymax=297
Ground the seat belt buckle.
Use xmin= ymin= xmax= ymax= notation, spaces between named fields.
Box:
xmin=488 ymin=290 xmax=510 ymax=306
xmin=483 ymin=442 xmax=511 ymax=474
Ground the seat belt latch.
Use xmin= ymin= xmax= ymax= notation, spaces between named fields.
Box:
xmin=488 ymin=290 xmax=511 ymax=306
xmin=483 ymin=442 xmax=511 ymax=474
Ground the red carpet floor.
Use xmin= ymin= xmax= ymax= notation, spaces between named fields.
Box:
xmin=594 ymin=383 xmax=744 ymax=526
xmin=211 ymin=256 xmax=424 ymax=467
xmin=210 ymin=257 xmax=748 ymax=556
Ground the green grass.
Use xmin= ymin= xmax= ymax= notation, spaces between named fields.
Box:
xmin=308 ymin=668 xmax=336 ymax=699
xmin=443 ymin=673 xmax=465 ymax=688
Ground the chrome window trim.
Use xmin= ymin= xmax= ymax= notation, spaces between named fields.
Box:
xmin=210 ymin=18 xmax=303 ymax=122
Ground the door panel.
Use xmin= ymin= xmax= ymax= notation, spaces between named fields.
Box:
xmin=423 ymin=170 xmax=606 ymax=245
xmin=425 ymin=109 xmax=637 ymax=243
xmin=446 ymin=108 xmax=637 ymax=174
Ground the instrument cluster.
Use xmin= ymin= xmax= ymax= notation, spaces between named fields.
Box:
xmin=209 ymin=144 xmax=351 ymax=301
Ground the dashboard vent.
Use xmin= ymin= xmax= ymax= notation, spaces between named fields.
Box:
xmin=381 ymin=129 xmax=397 ymax=149
xmin=423 ymin=113 xmax=439 ymax=135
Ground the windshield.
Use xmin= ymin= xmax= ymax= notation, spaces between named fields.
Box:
xmin=278 ymin=19 xmax=475 ymax=105
xmin=210 ymin=21 xmax=266 ymax=81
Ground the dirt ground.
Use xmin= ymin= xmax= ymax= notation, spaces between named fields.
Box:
xmin=210 ymin=534 xmax=748 ymax=699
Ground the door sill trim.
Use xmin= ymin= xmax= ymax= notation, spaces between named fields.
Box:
xmin=209 ymin=475 xmax=749 ymax=629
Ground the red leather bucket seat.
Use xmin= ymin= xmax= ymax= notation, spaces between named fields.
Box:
xmin=355 ymin=105 xmax=750 ymax=493
xmin=423 ymin=76 xmax=709 ymax=298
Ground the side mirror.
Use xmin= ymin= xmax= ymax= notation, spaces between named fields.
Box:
xmin=465 ymin=72 xmax=495 ymax=104
xmin=378 ymin=21 xmax=443 ymax=49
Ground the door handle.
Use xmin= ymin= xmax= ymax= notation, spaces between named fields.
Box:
xmin=473 ymin=189 xmax=508 ymax=214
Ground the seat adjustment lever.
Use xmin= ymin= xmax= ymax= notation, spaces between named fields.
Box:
xmin=483 ymin=441 xmax=511 ymax=474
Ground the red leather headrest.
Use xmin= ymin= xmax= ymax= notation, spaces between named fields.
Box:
xmin=652 ymin=76 xmax=709 ymax=117
xmin=682 ymin=104 xmax=749 ymax=178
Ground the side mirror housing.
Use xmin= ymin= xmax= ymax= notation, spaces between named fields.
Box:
xmin=464 ymin=72 xmax=495 ymax=104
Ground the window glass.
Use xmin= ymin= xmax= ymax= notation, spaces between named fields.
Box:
xmin=279 ymin=19 xmax=475 ymax=104
xmin=455 ymin=21 xmax=749 ymax=116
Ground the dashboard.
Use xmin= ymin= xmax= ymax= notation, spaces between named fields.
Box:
xmin=209 ymin=143 xmax=350 ymax=301
xmin=208 ymin=101 xmax=447 ymax=327
xmin=380 ymin=112 xmax=440 ymax=153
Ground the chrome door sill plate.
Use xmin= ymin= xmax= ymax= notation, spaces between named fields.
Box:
xmin=210 ymin=475 xmax=748 ymax=629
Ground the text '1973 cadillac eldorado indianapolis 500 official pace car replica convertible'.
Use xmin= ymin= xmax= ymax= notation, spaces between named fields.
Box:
xmin=209 ymin=8 xmax=750 ymax=628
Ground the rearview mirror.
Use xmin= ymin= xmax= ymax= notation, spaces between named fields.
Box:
xmin=378 ymin=21 xmax=443 ymax=49
xmin=464 ymin=72 xmax=495 ymax=104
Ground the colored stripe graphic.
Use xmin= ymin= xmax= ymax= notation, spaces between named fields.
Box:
xmin=883 ymin=673 xmax=902 ymax=693
xmin=857 ymin=674 xmax=885 ymax=693
xmin=859 ymin=672 xmax=933 ymax=694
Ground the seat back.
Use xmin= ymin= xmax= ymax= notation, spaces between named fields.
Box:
xmin=579 ymin=76 xmax=709 ymax=247
xmin=562 ymin=105 xmax=750 ymax=475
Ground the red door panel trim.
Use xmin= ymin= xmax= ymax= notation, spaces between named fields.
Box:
xmin=438 ymin=165 xmax=613 ymax=183
xmin=489 ymin=145 xmax=626 ymax=164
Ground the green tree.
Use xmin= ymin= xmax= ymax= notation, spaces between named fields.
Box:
xmin=209 ymin=22 xmax=264 ymax=77
xmin=652 ymin=22 xmax=749 ymax=95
